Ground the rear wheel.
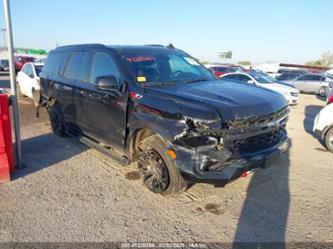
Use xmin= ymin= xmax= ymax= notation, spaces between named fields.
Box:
xmin=318 ymin=87 xmax=327 ymax=97
xmin=138 ymin=135 xmax=188 ymax=195
xmin=32 ymin=89 xmax=41 ymax=107
xmin=49 ymin=105 xmax=66 ymax=137
xmin=324 ymin=127 xmax=333 ymax=153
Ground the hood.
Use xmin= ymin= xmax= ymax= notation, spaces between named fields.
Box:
xmin=145 ymin=80 xmax=288 ymax=122
xmin=260 ymin=83 xmax=299 ymax=94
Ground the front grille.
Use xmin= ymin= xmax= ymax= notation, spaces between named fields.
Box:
xmin=224 ymin=107 xmax=289 ymax=154
xmin=228 ymin=107 xmax=289 ymax=130
xmin=230 ymin=127 xmax=286 ymax=154
xmin=291 ymin=92 xmax=299 ymax=97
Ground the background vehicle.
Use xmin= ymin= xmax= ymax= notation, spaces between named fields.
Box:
xmin=314 ymin=104 xmax=333 ymax=152
xmin=327 ymin=84 xmax=333 ymax=104
xmin=14 ymin=56 xmax=36 ymax=72
xmin=275 ymin=72 xmax=305 ymax=81
xmin=208 ymin=65 xmax=241 ymax=77
xmin=17 ymin=62 xmax=43 ymax=106
xmin=289 ymin=74 xmax=332 ymax=97
xmin=0 ymin=59 xmax=9 ymax=71
xmin=40 ymin=44 xmax=289 ymax=195
xmin=221 ymin=72 xmax=300 ymax=105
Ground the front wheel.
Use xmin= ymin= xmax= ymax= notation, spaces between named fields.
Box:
xmin=318 ymin=87 xmax=327 ymax=97
xmin=324 ymin=127 xmax=333 ymax=153
xmin=138 ymin=135 xmax=188 ymax=195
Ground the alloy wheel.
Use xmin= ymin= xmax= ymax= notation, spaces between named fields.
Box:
xmin=139 ymin=149 xmax=170 ymax=193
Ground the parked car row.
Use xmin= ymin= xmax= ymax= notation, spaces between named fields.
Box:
xmin=220 ymin=72 xmax=300 ymax=105
xmin=26 ymin=44 xmax=290 ymax=195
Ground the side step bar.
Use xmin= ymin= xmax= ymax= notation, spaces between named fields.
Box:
xmin=78 ymin=136 xmax=130 ymax=166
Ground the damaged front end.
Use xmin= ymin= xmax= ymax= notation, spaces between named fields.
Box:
xmin=169 ymin=107 xmax=290 ymax=185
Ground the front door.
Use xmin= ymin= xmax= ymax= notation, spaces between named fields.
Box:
xmin=77 ymin=50 xmax=128 ymax=150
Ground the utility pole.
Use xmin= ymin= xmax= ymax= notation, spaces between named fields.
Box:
xmin=3 ymin=0 xmax=22 ymax=168
xmin=1 ymin=28 xmax=6 ymax=49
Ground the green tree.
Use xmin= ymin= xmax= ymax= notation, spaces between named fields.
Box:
xmin=306 ymin=51 xmax=333 ymax=67
xmin=238 ymin=61 xmax=252 ymax=66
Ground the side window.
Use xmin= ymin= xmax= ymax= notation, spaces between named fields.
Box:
xmin=90 ymin=52 xmax=120 ymax=84
xmin=297 ymin=75 xmax=311 ymax=81
xmin=311 ymin=75 xmax=322 ymax=81
xmin=21 ymin=64 xmax=28 ymax=74
xmin=222 ymin=74 xmax=236 ymax=80
xmin=63 ymin=52 xmax=82 ymax=80
xmin=25 ymin=64 xmax=32 ymax=76
xmin=238 ymin=75 xmax=251 ymax=83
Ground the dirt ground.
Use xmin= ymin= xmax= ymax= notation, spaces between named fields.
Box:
xmin=0 ymin=73 xmax=332 ymax=242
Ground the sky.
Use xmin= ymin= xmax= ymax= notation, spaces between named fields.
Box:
xmin=0 ymin=0 xmax=332 ymax=64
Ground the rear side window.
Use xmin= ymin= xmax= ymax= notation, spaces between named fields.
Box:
xmin=63 ymin=52 xmax=82 ymax=80
xmin=42 ymin=52 xmax=68 ymax=80
xmin=298 ymin=75 xmax=322 ymax=81
xmin=90 ymin=52 xmax=120 ymax=84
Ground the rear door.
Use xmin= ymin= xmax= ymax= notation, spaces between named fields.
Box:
xmin=77 ymin=49 xmax=128 ymax=150
xmin=55 ymin=52 xmax=79 ymax=130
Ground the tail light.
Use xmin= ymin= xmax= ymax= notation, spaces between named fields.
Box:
xmin=327 ymin=94 xmax=333 ymax=105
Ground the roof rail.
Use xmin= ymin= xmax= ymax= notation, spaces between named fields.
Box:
xmin=144 ymin=44 xmax=165 ymax=47
xmin=54 ymin=43 xmax=106 ymax=50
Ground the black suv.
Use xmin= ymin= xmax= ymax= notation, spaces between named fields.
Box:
xmin=40 ymin=44 xmax=289 ymax=195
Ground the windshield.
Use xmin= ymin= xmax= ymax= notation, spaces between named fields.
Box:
xmin=120 ymin=49 xmax=215 ymax=85
xmin=250 ymin=73 xmax=273 ymax=84
xmin=35 ymin=66 xmax=43 ymax=76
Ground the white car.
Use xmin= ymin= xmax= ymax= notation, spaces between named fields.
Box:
xmin=313 ymin=104 xmax=333 ymax=152
xmin=17 ymin=62 xmax=43 ymax=107
xmin=221 ymin=72 xmax=300 ymax=105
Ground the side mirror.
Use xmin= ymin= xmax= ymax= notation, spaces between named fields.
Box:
xmin=29 ymin=73 xmax=34 ymax=78
xmin=96 ymin=75 xmax=119 ymax=91
xmin=247 ymin=80 xmax=255 ymax=84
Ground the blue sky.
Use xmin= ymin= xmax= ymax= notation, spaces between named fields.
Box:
xmin=0 ymin=0 xmax=332 ymax=63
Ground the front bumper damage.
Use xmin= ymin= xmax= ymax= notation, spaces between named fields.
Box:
xmin=169 ymin=107 xmax=290 ymax=185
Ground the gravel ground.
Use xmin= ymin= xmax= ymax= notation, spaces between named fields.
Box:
xmin=0 ymin=74 xmax=332 ymax=242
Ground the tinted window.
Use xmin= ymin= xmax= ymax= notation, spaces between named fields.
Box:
xmin=63 ymin=52 xmax=82 ymax=80
xmin=42 ymin=52 xmax=68 ymax=80
xmin=237 ymin=75 xmax=252 ymax=82
xmin=35 ymin=66 xmax=43 ymax=76
xmin=222 ymin=74 xmax=237 ymax=80
xmin=297 ymin=75 xmax=322 ymax=81
xmin=90 ymin=52 xmax=120 ymax=84
xmin=23 ymin=64 xmax=33 ymax=76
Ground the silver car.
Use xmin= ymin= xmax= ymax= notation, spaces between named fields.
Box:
xmin=289 ymin=74 xmax=332 ymax=97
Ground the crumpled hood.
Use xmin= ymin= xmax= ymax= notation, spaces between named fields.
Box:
xmin=146 ymin=80 xmax=288 ymax=122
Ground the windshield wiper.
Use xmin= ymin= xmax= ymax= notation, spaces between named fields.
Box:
xmin=140 ymin=81 xmax=177 ymax=87
xmin=183 ymin=79 xmax=209 ymax=84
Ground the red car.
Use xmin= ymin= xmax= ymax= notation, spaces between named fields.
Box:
xmin=14 ymin=56 xmax=36 ymax=72
xmin=209 ymin=66 xmax=241 ymax=77
xmin=327 ymin=91 xmax=333 ymax=105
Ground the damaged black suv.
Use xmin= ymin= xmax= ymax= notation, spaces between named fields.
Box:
xmin=40 ymin=44 xmax=289 ymax=195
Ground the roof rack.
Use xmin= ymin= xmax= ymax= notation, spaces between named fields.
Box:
xmin=54 ymin=43 xmax=106 ymax=50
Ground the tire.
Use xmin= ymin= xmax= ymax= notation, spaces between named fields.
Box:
xmin=318 ymin=87 xmax=327 ymax=97
xmin=324 ymin=127 xmax=333 ymax=153
xmin=32 ymin=89 xmax=41 ymax=107
xmin=49 ymin=105 xmax=66 ymax=137
xmin=138 ymin=135 xmax=188 ymax=195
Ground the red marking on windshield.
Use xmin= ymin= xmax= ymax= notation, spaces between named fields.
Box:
xmin=126 ymin=57 xmax=156 ymax=63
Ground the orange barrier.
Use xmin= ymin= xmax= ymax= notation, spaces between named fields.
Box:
xmin=0 ymin=94 xmax=14 ymax=183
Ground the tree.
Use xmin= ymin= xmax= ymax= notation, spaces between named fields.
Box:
xmin=306 ymin=51 xmax=333 ymax=67
xmin=238 ymin=60 xmax=252 ymax=66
